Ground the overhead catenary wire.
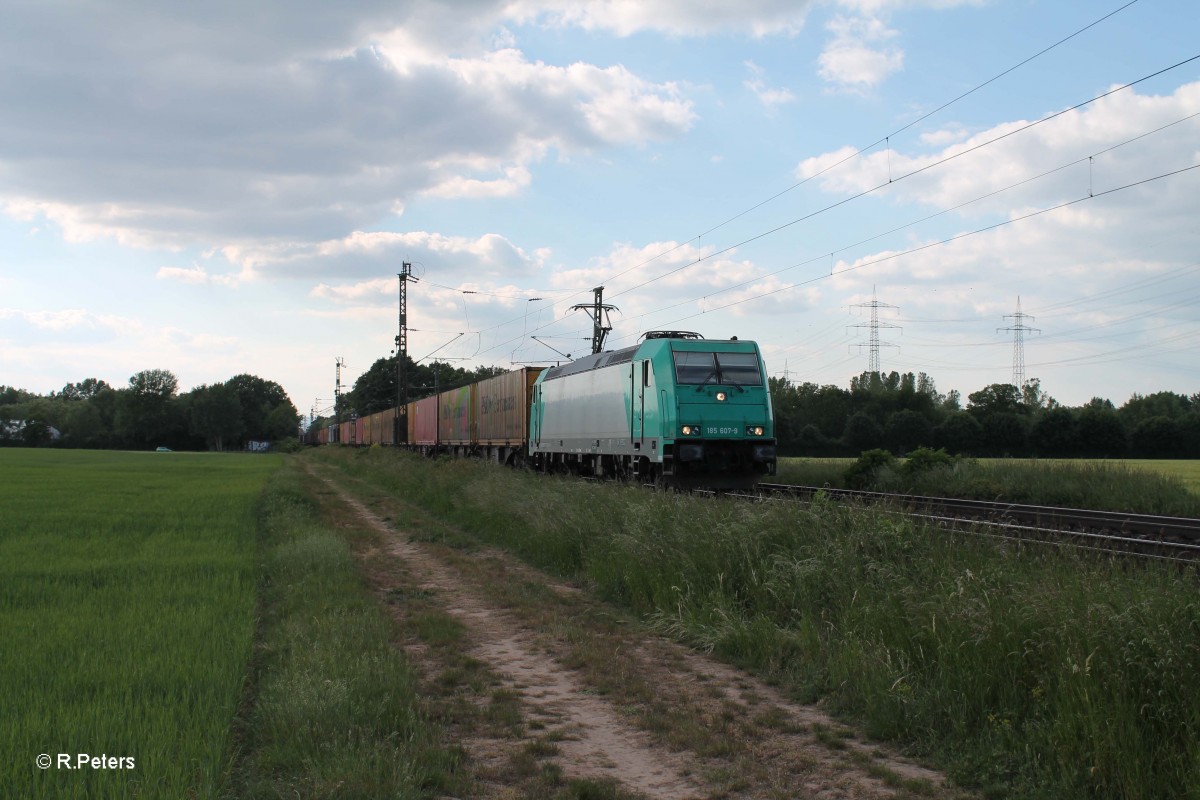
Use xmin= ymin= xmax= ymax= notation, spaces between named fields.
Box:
xmin=580 ymin=1 xmax=1148 ymax=295
xmin=464 ymin=3 xmax=1153 ymax=360
xmin=606 ymin=164 xmax=1200 ymax=343
xmin=445 ymin=39 xmax=1198 ymax=380
xmin=602 ymin=110 xmax=1200 ymax=346
xmin=605 ymin=53 xmax=1200 ymax=303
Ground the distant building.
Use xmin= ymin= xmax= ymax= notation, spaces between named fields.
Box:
xmin=1 ymin=420 xmax=62 ymax=442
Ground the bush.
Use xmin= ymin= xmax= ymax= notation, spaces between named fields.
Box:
xmin=899 ymin=446 xmax=958 ymax=477
xmin=843 ymin=448 xmax=895 ymax=488
xmin=275 ymin=436 xmax=303 ymax=453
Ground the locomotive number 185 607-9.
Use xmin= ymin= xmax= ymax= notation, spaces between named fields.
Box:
xmin=705 ymin=426 xmax=739 ymax=435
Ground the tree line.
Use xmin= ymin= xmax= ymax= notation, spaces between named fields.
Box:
xmin=330 ymin=355 xmax=1199 ymax=460
xmin=308 ymin=354 xmax=508 ymax=429
xmin=772 ymin=371 xmax=1200 ymax=459
xmin=1 ymin=370 xmax=300 ymax=451
xmin=12 ymin=359 xmax=1192 ymax=459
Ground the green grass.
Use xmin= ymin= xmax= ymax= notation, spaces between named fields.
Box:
xmin=312 ymin=447 xmax=1200 ymax=800
xmin=229 ymin=463 xmax=462 ymax=798
xmin=0 ymin=449 xmax=278 ymax=799
xmin=1086 ymin=459 xmax=1200 ymax=496
xmin=778 ymin=456 xmax=1200 ymax=515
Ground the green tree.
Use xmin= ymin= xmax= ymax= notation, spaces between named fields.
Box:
xmin=1076 ymin=403 xmax=1127 ymax=458
xmin=1021 ymin=378 xmax=1056 ymax=414
xmin=795 ymin=382 xmax=853 ymax=439
xmin=935 ymin=412 xmax=983 ymax=455
xmin=185 ymin=383 xmax=245 ymax=450
xmin=967 ymin=383 xmax=1024 ymax=418
xmin=20 ymin=419 xmax=52 ymax=447
xmin=60 ymin=378 xmax=113 ymax=401
xmin=1130 ymin=416 xmax=1184 ymax=458
xmin=1031 ymin=407 xmax=1078 ymax=456
xmin=980 ymin=412 xmax=1028 ymax=456
xmin=265 ymin=402 xmax=300 ymax=441
xmin=225 ymin=374 xmax=297 ymax=444
xmin=1120 ymin=391 xmax=1193 ymax=427
xmin=116 ymin=369 xmax=184 ymax=448
xmin=884 ymin=409 xmax=933 ymax=455
xmin=842 ymin=412 xmax=882 ymax=451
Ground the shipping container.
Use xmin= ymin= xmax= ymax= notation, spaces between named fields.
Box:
xmin=376 ymin=407 xmax=397 ymax=445
xmin=475 ymin=367 xmax=543 ymax=444
xmin=410 ymin=395 xmax=439 ymax=447
xmin=438 ymin=385 xmax=475 ymax=446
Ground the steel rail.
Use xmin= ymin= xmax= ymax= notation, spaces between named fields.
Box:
xmin=749 ymin=483 xmax=1200 ymax=562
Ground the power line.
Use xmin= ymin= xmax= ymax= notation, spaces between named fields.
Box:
xmin=586 ymin=1 xmax=1146 ymax=294
xmin=601 ymin=110 xmax=1200 ymax=343
xmin=605 ymin=53 xmax=1200 ymax=302
xmin=607 ymin=163 xmax=1200 ymax=340
xmin=467 ymin=62 xmax=1199 ymax=367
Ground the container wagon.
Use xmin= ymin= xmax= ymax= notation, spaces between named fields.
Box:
xmin=409 ymin=395 xmax=439 ymax=454
xmin=438 ymin=384 xmax=475 ymax=457
xmin=475 ymin=367 xmax=544 ymax=465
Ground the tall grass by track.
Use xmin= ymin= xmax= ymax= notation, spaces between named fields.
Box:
xmin=229 ymin=462 xmax=462 ymax=798
xmin=311 ymin=447 xmax=1200 ymax=800
xmin=1 ymin=450 xmax=278 ymax=799
xmin=777 ymin=457 xmax=1200 ymax=516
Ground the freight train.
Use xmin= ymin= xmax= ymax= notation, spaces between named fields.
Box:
xmin=307 ymin=332 xmax=776 ymax=489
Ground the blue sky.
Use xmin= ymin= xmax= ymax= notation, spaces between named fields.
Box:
xmin=2 ymin=0 xmax=1197 ymax=420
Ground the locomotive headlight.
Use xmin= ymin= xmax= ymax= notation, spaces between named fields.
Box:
xmin=716 ymin=391 xmax=728 ymax=402
xmin=681 ymin=425 xmax=702 ymax=436
xmin=747 ymin=425 xmax=765 ymax=436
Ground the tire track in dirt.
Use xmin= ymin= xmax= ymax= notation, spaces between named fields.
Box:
xmin=319 ymin=473 xmax=706 ymax=799
xmin=314 ymin=466 xmax=968 ymax=799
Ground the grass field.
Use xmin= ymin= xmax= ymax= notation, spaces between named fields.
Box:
xmin=1101 ymin=459 xmax=1200 ymax=494
xmin=314 ymin=447 xmax=1200 ymax=800
xmin=777 ymin=456 xmax=1200 ymax=514
xmin=1 ymin=450 xmax=278 ymax=799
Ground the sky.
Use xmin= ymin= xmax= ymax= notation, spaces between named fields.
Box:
xmin=2 ymin=0 xmax=1198 ymax=422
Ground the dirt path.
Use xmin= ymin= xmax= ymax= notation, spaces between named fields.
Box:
xmin=312 ymin=467 xmax=967 ymax=800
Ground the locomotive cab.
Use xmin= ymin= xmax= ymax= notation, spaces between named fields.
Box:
xmin=659 ymin=338 xmax=777 ymax=489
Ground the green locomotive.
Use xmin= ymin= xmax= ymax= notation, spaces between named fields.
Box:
xmin=529 ymin=332 xmax=776 ymax=489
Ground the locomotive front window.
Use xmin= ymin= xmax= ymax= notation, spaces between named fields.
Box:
xmin=716 ymin=352 xmax=763 ymax=386
xmin=673 ymin=351 xmax=763 ymax=386
xmin=674 ymin=352 xmax=717 ymax=384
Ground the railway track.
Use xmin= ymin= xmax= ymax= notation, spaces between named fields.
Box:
xmin=755 ymin=483 xmax=1200 ymax=562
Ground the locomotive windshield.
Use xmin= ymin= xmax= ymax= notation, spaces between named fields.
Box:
xmin=673 ymin=351 xmax=763 ymax=386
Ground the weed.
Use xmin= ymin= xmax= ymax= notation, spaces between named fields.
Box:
xmin=307 ymin=446 xmax=1200 ymax=799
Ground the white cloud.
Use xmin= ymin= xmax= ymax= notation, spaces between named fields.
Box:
xmin=818 ymin=14 xmax=903 ymax=91
xmin=0 ymin=3 xmax=696 ymax=253
xmin=797 ymin=82 xmax=1200 ymax=215
xmin=156 ymin=265 xmax=244 ymax=287
xmin=224 ymin=229 xmax=549 ymax=285
xmin=422 ymin=165 xmax=534 ymax=199
xmin=309 ymin=277 xmax=399 ymax=304
xmin=502 ymin=0 xmax=815 ymax=37
xmin=919 ymin=124 xmax=970 ymax=147
xmin=744 ymin=61 xmax=796 ymax=111
xmin=0 ymin=308 xmax=142 ymax=335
